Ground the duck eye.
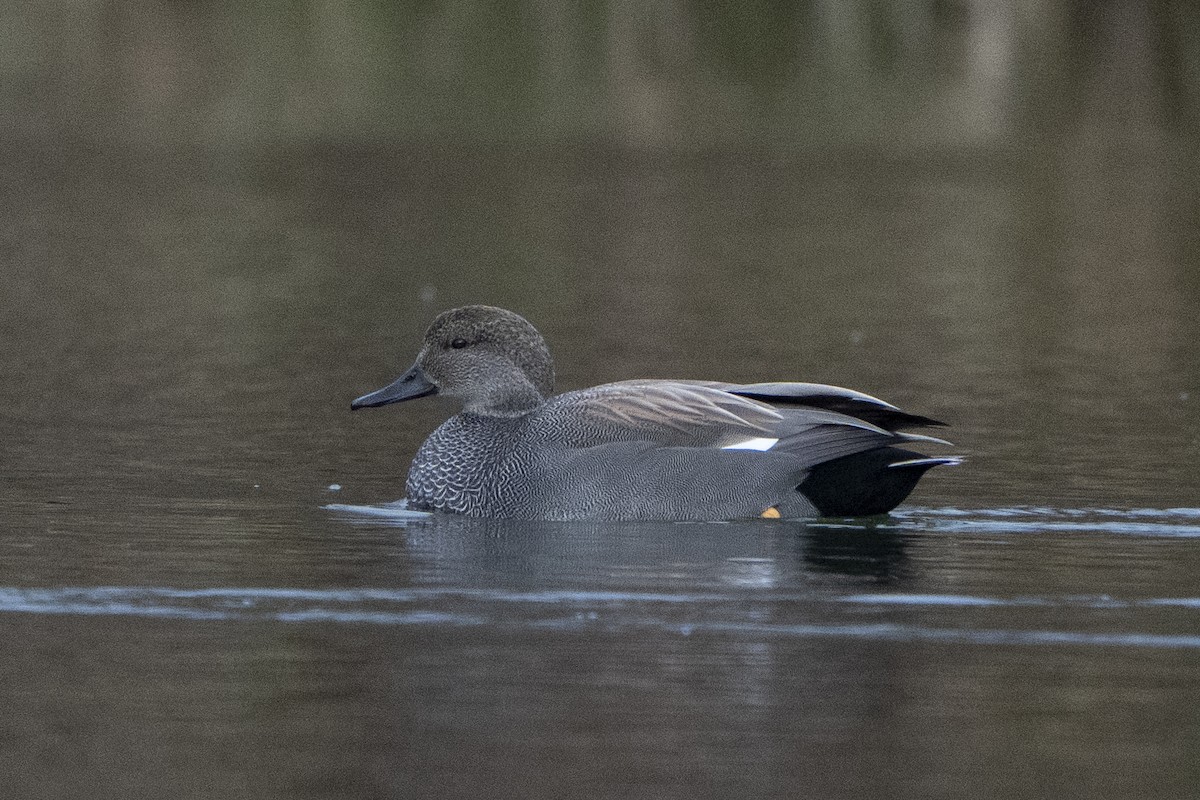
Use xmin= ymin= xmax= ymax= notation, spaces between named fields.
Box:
xmin=450 ymin=338 xmax=469 ymax=349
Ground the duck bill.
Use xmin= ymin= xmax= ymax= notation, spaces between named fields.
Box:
xmin=351 ymin=363 xmax=437 ymax=409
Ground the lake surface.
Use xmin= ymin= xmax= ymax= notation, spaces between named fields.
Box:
xmin=3 ymin=2 xmax=1199 ymax=798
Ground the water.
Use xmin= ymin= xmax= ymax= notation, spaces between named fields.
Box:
xmin=4 ymin=508 xmax=1199 ymax=798
xmin=3 ymin=2 xmax=1200 ymax=798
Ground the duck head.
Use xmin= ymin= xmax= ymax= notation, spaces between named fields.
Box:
xmin=351 ymin=305 xmax=556 ymax=416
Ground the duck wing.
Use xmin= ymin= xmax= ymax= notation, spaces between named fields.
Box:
xmin=678 ymin=380 xmax=946 ymax=431
xmin=540 ymin=380 xmax=931 ymax=468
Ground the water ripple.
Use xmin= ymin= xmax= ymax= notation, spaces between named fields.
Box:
xmin=326 ymin=503 xmax=1200 ymax=538
xmin=896 ymin=507 xmax=1200 ymax=537
xmin=2 ymin=586 xmax=1197 ymax=649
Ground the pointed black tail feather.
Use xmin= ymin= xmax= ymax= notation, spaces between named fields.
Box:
xmin=729 ymin=389 xmax=947 ymax=431
xmin=797 ymin=447 xmax=959 ymax=517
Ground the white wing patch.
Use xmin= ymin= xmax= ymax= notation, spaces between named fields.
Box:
xmin=722 ymin=437 xmax=780 ymax=451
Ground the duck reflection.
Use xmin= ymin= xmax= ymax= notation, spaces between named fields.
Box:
xmin=796 ymin=522 xmax=910 ymax=583
xmin=333 ymin=504 xmax=911 ymax=587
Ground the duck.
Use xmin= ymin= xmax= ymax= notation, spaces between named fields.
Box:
xmin=351 ymin=305 xmax=961 ymax=521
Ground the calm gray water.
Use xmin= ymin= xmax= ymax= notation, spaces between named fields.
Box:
xmin=3 ymin=2 xmax=1200 ymax=798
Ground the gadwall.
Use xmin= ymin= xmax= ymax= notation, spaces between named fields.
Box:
xmin=352 ymin=305 xmax=960 ymax=520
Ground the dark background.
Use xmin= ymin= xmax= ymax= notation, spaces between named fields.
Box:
xmin=2 ymin=2 xmax=1199 ymax=798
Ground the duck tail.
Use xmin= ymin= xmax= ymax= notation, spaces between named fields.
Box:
xmin=797 ymin=447 xmax=963 ymax=517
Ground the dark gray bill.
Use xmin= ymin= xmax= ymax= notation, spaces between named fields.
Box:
xmin=351 ymin=362 xmax=437 ymax=409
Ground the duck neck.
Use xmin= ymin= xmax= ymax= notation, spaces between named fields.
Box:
xmin=463 ymin=378 xmax=545 ymax=417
